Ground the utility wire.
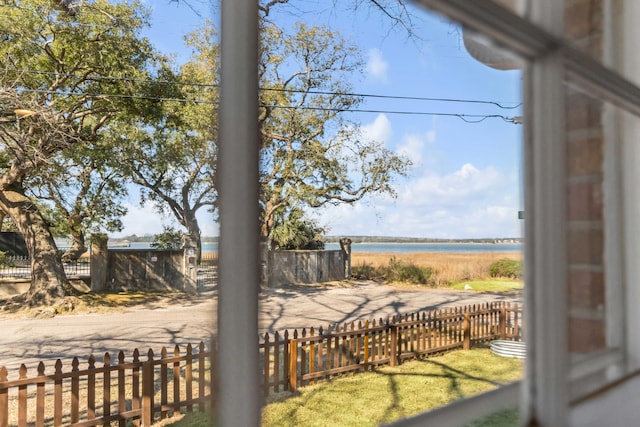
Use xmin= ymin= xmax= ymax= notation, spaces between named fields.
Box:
xmin=12 ymin=88 xmax=521 ymax=124
xmin=1 ymin=67 xmax=522 ymax=109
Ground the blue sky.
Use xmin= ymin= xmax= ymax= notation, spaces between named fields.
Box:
xmin=115 ymin=1 xmax=523 ymax=239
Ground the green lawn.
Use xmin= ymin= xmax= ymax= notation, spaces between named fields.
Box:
xmin=448 ymin=279 xmax=523 ymax=293
xmin=162 ymin=349 xmax=523 ymax=427
xmin=262 ymin=349 xmax=523 ymax=427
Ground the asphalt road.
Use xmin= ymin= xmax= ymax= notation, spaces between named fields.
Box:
xmin=0 ymin=281 xmax=522 ymax=374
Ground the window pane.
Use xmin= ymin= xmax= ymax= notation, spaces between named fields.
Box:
xmin=256 ymin=3 xmax=525 ymax=426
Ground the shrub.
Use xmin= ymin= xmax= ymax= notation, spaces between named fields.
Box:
xmin=351 ymin=258 xmax=436 ymax=285
xmin=152 ymin=226 xmax=182 ymax=249
xmin=351 ymin=262 xmax=379 ymax=280
xmin=489 ymin=259 xmax=522 ymax=279
xmin=380 ymin=257 xmax=436 ymax=286
xmin=351 ymin=257 xmax=437 ymax=286
xmin=0 ymin=251 xmax=12 ymax=267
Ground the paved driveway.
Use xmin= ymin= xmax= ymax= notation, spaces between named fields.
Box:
xmin=0 ymin=281 xmax=522 ymax=373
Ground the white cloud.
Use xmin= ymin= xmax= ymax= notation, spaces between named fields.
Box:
xmin=315 ymin=162 xmax=522 ymax=238
xmin=366 ymin=48 xmax=389 ymax=83
xmin=399 ymin=163 xmax=503 ymax=206
xmin=396 ymin=130 xmax=436 ymax=166
xmin=361 ymin=113 xmax=392 ymax=143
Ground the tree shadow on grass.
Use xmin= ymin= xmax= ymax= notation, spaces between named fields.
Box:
xmin=262 ymin=352 xmax=519 ymax=427
xmin=0 ymin=287 xmax=217 ymax=318
xmin=377 ymin=357 xmax=508 ymax=423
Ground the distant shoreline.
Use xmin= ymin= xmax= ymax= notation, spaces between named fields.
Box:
xmin=349 ymin=241 xmax=521 ymax=245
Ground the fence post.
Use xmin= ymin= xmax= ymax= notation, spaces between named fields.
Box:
xmin=36 ymin=363 xmax=46 ymax=426
xmin=288 ymin=339 xmax=298 ymax=392
xmin=71 ymin=358 xmax=79 ymax=424
xmin=499 ymin=305 xmax=507 ymax=339
xmin=142 ymin=350 xmax=154 ymax=427
xmin=463 ymin=313 xmax=471 ymax=350
xmin=0 ymin=367 xmax=8 ymax=427
xmin=90 ymin=233 xmax=108 ymax=291
xmin=263 ymin=333 xmax=270 ymax=397
xmin=339 ymin=238 xmax=352 ymax=279
xmin=54 ymin=360 xmax=62 ymax=426
xmin=17 ymin=365 xmax=27 ymax=427
xmin=390 ymin=323 xmax=398 ymax=367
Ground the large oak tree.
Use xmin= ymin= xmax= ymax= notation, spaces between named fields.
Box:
xmin=122 ymin=20 xmax=411 ymax=253
xmin=118 ymin=24 xmax=218 ymax=262
xmin=0 ymin=0 xmax=167 ymax=304
xmin=258 ymin=22 xmax=411 ymax=247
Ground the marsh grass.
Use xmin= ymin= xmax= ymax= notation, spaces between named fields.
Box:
xmin=351 ymin=252 xmax=522 ymax=286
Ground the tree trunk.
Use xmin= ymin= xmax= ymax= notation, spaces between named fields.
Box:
xmin=62 ymin=229 xmax=87 ymax=262
xmin=0 ymin=186 xmax=70 ymax=305
xmin=183 ymin=213 xmax=202 ymax=262
xmin=261 ymin=196 xmax=278 ymax=249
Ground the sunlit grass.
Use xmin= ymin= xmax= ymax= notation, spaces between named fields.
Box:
xmin=153 ymin=410 xmax=214 ymax=427
xmin=468 ymin=408 xmax=519 ymax=427
xmin=449 ymin=280 xmax=523 ymax=293
xmin=162 ymin=349 xmax=522 ymax=426
xmin=261 ymin=349 xmax=522 ymax=427
xmin=80 ymin=290 xmax=183 ymax=307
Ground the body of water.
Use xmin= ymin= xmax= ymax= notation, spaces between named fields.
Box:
xmin=324 ymin=242 xmax=522 ymax=253
xmin=113 ymin=241 xmax=522 ymax=253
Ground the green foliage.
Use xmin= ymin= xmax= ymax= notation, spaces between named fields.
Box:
xmin=353 ymin=257 xmax=436 ymax=286
xmin=380 ymin=256 xmax=435 ymax=285
xmin=351 ymin=262 xmax=379 ymax=280
xmin=269 ymin=208 xmax=325 ymax=250
xmin=118 ymin=22 xmax=218 ymax=258
xmin=489 ymin=259 xmax=523 ymax=279
xmin=151 ymin=226 xmax=182 ymax=250
xmin=258 ymin=21 xmax=411 ymax=243
xmin=0 ymin=0 xmax=170 ymax=295
xmin=0 ymin=251 xmax=14 ymax=267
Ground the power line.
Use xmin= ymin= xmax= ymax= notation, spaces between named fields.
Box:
xmin=262 ymin=104 xmax=520 ymax=124
xmin=11 ymin=88 xmax=521 ymax=124
xmin=1 ymin=67 xmax=522 ymax=109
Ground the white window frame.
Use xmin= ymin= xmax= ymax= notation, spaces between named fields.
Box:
xmin=215 ymin=0 xmax=640 ymax=426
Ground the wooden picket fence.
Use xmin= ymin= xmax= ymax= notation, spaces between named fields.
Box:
xmin=0 ymin=342 xmax=213 ymax=427
xmin=260 ymin=302 xmax=522 ymax=393
xmin=0 ymin=302 xmax=521 ymax=426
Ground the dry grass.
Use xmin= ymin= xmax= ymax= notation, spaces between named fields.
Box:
xmin=351 ymin=252 xmax=522 ymax=286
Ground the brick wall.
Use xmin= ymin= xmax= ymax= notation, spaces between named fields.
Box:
xmin=565 ymin=0 xmax=606 ymax=352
